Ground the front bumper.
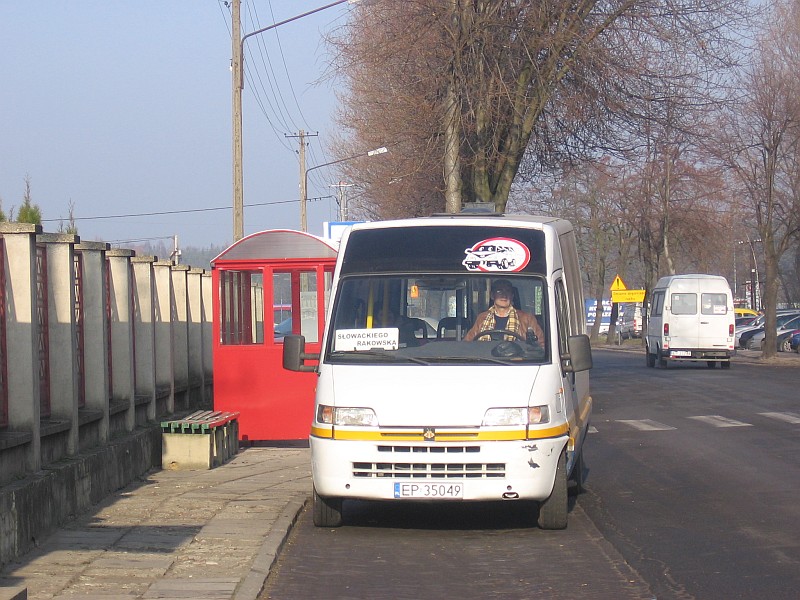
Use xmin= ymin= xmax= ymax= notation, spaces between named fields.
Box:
xmin=310 ymin=435 xmax=568 ymax=502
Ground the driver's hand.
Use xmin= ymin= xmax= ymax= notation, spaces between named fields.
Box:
xmin=526 ymin=327 xmax=538 ymax=345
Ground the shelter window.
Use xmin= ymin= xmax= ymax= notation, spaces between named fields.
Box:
xmin=274 ymin=270 xmax=324 ymax=344
xmin=219 ymin=270 xmax=264 ymax=345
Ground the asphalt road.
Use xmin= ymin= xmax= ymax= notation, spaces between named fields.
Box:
xmin=582 ymin=348 xmax=800 ymax=599
xmin=261 ymin=348 xmax=800 ymax=600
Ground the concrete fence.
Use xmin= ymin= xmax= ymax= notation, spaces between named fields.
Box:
xmin=0 ymin=223 xmax=213 ymax=567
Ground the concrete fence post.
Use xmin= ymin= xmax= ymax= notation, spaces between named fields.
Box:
xmin=153 ymin=260 xmax=175 ymax=416
xmin=0 ymin=223 xmax=42 ymax=474
xmin=37 ymin=233 xmax=80 ymax=455
xmin=131 ymin=256 xmax=157 ymax=423
xmin=171 ymin=265 xmax=190 ymax=411
xmin=201 ymin=272 xmax=213 ymax=403
xmin=106 ymin=249 xmax=136 ymax=432
xmin=187 ymin=268 xmax=206 ymax=406
xmin=76 ymin=241 xmax=111 ymax=444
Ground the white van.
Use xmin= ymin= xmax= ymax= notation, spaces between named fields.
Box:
xmin=645 ymin=274 xmax=735 ymax=368
xmin=284 ymin=214 xmax=593 ymax=529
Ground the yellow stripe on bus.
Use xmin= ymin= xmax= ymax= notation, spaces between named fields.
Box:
xmin=315 ymin=423 xmax=569 ymax=442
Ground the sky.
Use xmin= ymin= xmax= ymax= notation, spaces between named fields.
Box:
xmin=0 ymin=1 xmax=353 ymax=250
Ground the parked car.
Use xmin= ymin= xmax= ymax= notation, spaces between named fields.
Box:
xmin=739 ymin=327 xmax=763 ymax=349
xmin=744 ymin=313 xmax=800 ymax=350
xmin=735 ymin=316 xmax=757 ymax=328
xmin=735 ymin=314 xmax=766 ymax=348
xmin=737 ymin=310 xmax=800 ymax=349
xmin=735 ymin=307 xmax=759 ymax=318
xmin=791 ymin=331 xmax=800 ymax=352
xmin=775 ymin=328 xmax=800 ymax=352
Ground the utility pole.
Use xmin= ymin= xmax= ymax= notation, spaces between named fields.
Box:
xmin=170 ymin=235 xmax=182 ymax=265
xmin=232 ymin=0 xmax=356 ymax=240
xmin=231 ymin=0 xmax=244 ymax=241
xmin=286 ymin=130 xmax=318 ymax=232
xmin=331 ymin=181 xmax=354 ymax=221
xmin=299 ymin=130 xmax=306 ymax=232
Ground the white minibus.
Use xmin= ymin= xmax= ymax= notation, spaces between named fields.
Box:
xmin=284 ymin=214 xmax=593 ymax=529
xmin=645 ymin=274 xmax=735 ymax=368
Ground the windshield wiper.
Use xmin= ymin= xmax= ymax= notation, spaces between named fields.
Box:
xmin=330 ymin=350 xmax=430 ymax=365
xmin=422 ymin=356 xmax=518 ymax=365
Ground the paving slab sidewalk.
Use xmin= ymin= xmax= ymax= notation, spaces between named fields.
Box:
xmin=0 ymin=447 xmax=311 ymax=600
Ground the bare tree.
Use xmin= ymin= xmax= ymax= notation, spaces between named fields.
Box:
xmin=516 ymin=158 xmax=640 ymax=341
xmin=330 ymin=0 xmax=748 ymax=218
xmin=715 ymin=0 xmax=800 ymax=357
xmin=58 ymin=199 xmax=79 ymax=235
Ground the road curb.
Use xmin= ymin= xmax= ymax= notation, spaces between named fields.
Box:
xmin=234 ymin=493 xmax=309 ymax=600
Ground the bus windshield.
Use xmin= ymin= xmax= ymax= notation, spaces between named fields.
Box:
xmin=326 ymin=274 xmax=549 ymax=365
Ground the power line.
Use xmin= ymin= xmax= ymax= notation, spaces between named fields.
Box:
xmin=107 ymin=235 xmax=175 ymax=245
xmin=39 ymin=197 xmax=329 ymax=223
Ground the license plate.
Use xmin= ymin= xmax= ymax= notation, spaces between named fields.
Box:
xmin=394 ymin=482 xmax=464 ymax=499
xmin=671 ymin=350 xmax=692 ymax=357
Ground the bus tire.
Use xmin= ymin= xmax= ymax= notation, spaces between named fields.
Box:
xmin=313 ymin=487 xmax=343 ymax=527
xmin=646 ymin=347 xmax=656 ymax=368
xmin=538 ymin=450 xmax=568 ymax=530
xmin=721 ymin=360 xmax=731 ymax=370
xmin=707 ymin=361 xmax=716 ymax=368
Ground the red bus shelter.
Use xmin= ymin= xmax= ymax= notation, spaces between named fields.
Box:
xmin=211 ymin=230 xmax=337 ymax=442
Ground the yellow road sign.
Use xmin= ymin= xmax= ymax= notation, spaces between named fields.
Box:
xmin=612 ymin=289 xmax=646 ymax=303
xmin=610 ymin=275 xmax=627 ymax=291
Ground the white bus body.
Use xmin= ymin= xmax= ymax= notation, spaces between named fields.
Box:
xmin=284 ymin=215 xmax=593 ymax=529
xmin=645 ymin=274 xmax=735 ymax=368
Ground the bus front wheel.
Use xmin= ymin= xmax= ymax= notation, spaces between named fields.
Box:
xmin=313 ymin=487 xmax=343 ymax=527
xmin=538 ymin=450 xmax=568 ymax=530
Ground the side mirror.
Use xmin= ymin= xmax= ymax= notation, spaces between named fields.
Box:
xmin=562 ymin=334 xmax=593 ymax=373
xmin=282 ymin=335 xmax=319 ymax=373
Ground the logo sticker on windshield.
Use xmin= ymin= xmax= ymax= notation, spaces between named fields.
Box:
xmin=462 ymin=237 xmax=530 ymax=272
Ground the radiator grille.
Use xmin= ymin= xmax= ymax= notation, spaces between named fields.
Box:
xmin=378 ymin=444 xmax=480 ymax=454
xmin=354 ymin=446 xmax=505 ymax=478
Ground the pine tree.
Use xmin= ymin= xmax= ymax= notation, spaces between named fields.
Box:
xmin=17 ymin=175 xmax=42 ymax=225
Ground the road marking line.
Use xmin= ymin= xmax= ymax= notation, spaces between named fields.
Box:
xmin=616 ymin=419 xmax=676 ymax=431
xmin=688 ymin=415 xmax=752 ymax=427
xmin=758 ymin=411 xmax=800 ymax=424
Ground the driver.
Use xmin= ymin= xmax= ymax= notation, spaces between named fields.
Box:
xmin=464 ymin=279 xmax=544 ymax=344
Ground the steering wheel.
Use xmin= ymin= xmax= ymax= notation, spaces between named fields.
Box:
xmin=472 ymin=328 xmax=525 ymax=342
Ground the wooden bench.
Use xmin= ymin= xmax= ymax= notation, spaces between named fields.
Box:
xmin=160 ymin=410 xmax=240 ymax=470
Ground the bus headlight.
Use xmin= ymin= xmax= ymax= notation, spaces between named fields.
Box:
xmin=482 ymin=406 xmax=550 ymax=426
xmin=317 ymin=405 xmax=378 ymax=426
xmin=482 ymin=408 xmax=527 ymax=426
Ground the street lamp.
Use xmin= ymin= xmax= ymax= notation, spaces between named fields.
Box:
xmin=736 ymin=237 xmax=762 ymax=311
xmin=231 ymin=0 xmax=360 ymax=242
xmin=301 ymin=146 xmax=388 ymax=231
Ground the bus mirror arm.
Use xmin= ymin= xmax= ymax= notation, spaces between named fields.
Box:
xmin=283 ymin=335 xmax=319 ymax=373
xmin=561 ymin=334 xmax=593 ymax=373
